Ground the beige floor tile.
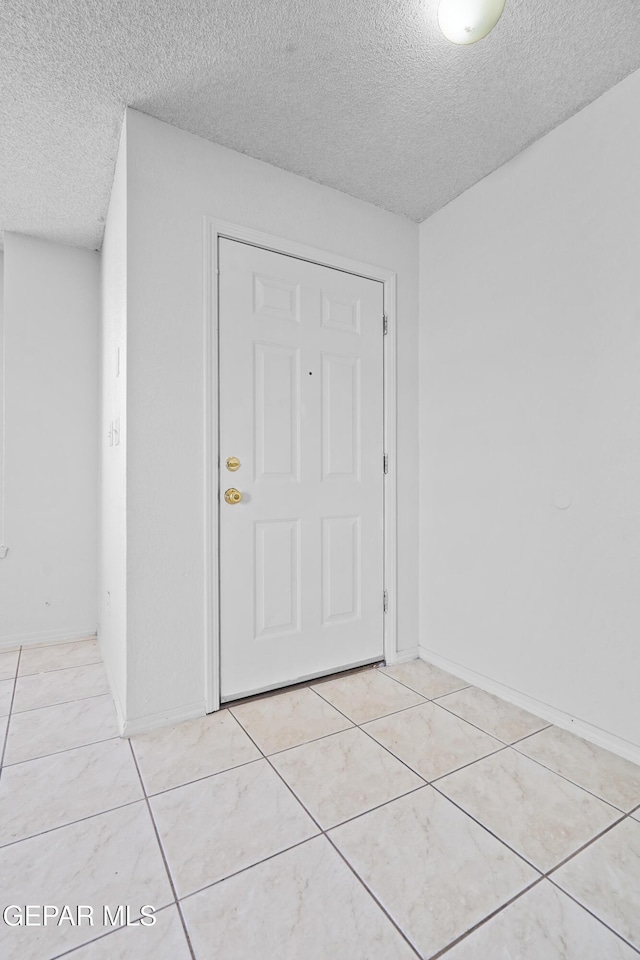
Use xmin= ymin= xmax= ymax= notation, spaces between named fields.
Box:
xmin=364 ymin=701 xmax=502 ymax=781
xmin=4 ymin=693 xmax=119 ymax=764
xmin=553 ymin=817 xmax=640 ymax=950
xmin=12 ymin=661 xmax=110 ymax=713
xmin=312 ymin=669 xmax=424 ymax=724
xmin=65 ymin=905 xmax=191 ymax=960
xmin=438 ymin=748 xmax=620 ymax=872
xmin=150 ymin=758 xmax=318 ymax=897
xmin=330 ymin=787 xmax=537 ymax=957
xmin=132 ymin=709 xmax=261 ymax=794
xmin=381 ymin=659 xmax=468 ymax=699
xmin=0 ymin=715 xmax=7 ymax=750
xmin=181 ymin=835 xmax=416 ymax=960
xmin=633 ymin=809 xmax=640 ymax=822
xmin=230 ymin=686 xmax=352 ymax=755
xmin=516 ymin=726 xmax=640 ymax=811
xmin=445 ymin=880 xmax=638 ymax=959
xmin=18 ymin=638 xmax=100 ymax=676
xmin=0 ymin=677 xmax=13 ymax=717
xmin=0 ymin=738 xmax=143 ymax=845
xmin=438 ymin=686 xmax=548 ymax=743
xmin=271 ymin=727 xmax=423 ymax=828
xmin=0 ymin=802 xmax=173 ymax=960
xmin=0 ymin=649 xmax=19 ymax=681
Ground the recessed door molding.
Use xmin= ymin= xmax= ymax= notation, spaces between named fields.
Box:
xmin=203 ymin=217 xmax=398 ymax=712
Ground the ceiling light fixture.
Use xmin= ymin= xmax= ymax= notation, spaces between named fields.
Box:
xmin=438 ymin=0 xmax=506 ymax=44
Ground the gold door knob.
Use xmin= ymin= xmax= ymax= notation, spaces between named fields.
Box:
xmin=226 ymin=456 xmax=241 ymax=472
xmin=224 ymin=487 xmax=242 ymax=505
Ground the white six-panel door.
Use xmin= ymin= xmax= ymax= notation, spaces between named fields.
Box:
xmin=218 ymin=239 xmax=384 ymax=700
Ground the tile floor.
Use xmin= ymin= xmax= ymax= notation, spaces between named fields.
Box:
xmin=1 ymin=640 xmax=640 ymax=959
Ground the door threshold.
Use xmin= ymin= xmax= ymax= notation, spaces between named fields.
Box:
xmin=218 ymin=657 xmax=384 ymax=710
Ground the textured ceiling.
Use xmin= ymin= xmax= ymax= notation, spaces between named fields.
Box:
xmin=1 ymin=0 xmax=640 ymax=251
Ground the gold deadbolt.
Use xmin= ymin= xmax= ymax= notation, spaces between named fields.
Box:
xmin=226 ymin=456 xmax=241 ymax=472
xmin=224 ymin=487 xmax=242 ymax=505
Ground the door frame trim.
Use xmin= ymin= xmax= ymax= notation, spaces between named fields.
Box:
xmin=203 ymin=217 xmax=398 ymax=712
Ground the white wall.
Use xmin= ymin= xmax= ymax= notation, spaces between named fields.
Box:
xmin=99 ymin=120 xmax=128 ymax=718
xmin=120 ymin=108 xmax=419 ymax=728
xmin=0 ymin=254 xmax=5 ymax=569
xmin=419 ymin=68 xmax=640 ymax=755
xmin=0 ymin=234 xmax=99 ymax=648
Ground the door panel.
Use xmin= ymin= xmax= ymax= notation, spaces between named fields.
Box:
xmin=322 ymin=516 xmax=361 ymax=625
xmin=218 ymin=238 xmax=384 ymax=700
xmin=254 ymin=519 xmax=301 ymax=639
xmin=322 ymin=353 xmax=360 ymax=480
xmin=254 ymin=342 xmax=300 ymax=481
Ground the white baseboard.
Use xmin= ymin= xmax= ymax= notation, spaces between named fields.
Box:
xmin=420 ymin=645 xmax=640 ymax=768
xmin=98 ymin=648 xmax=127 ymax=736
xmin=0 ymin=629 xmax=97 ymax=652
xmin=387 ymin=646 xmax=419 ymax=666
xmin=97 ymin=633 xmax=206 ymax=738
xmin=121 ymin=702 xmax=206 ymax=738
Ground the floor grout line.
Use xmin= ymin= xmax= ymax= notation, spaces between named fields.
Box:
xmin=170 ymin=711 xmax=329 ymax=903
xmin=0 ymin=795 xmax=147 ymax=850
xmin=309 ymin=678 xmax=430 ymax=725
xmin=323 ymin=832 xmax=423 ymax=959
xmin=0 ymin=644 xmax=22 ymax=779
xmin=342 ymin=693 xmax=517 ymax=796
xmin=12 ymin=689 xmax=111 ymax=717
xmin=543 ymin=809 xmax=631 ymax=878
xmin=2 ymin=731 xmax=121 ymax=769
xmin=228 ymin=707 xmax=354 ymax=757
xmin=506 ymin=723 xmax=554 ymax=746
xmin=380 ymin=669 xmax=471 ymax=702
xmin=49 ymin=903 xmax=177 ymax=960
xmin=424 ymin=742 xmax=510 ymax=785
xmin=422 ymin=698 xmax=513 ymax=744
xmin=127 ymin=739 xmax=198 ymax=960
xmin=176 ymin=835 xmax=323 ymax=904
xmin=302 ymin=678 xmax=534 ymax=807
xmin=423 ymin=731 xmax=636 ymax=828
xmin=429 ymin=875 xmax=545 ymax=959
xmin=140 ymin=721 xmax=430 ymax=840
xmin=226 ymin=698 xmax=426 ymax=956
xmin=16 ymin=656 xmax=103 ymax=680
xmin=142 ymin=753 xmax=266 ymax=798
xmin=223 ymin=711 xmax=323 ymax=831
xmin=428 ymin=780 xmax=545 ymax=875
xmin=228 ymin=708 xmax=424 ymax=959
xmin=430 ymin=695 xmax=551 ymax=747
xmin=356 ymin=712 xmax=481 ymax=786
xmin=231 ymin=696 xmax=619 ymax=960
xmin=545 ymin=876 xmax=640 ymax=957
xmin=302 ymin=683 xmax=457 ymax=791
xmin=508 ymin=745 xmax=634 ymax=815
xmin=264 ymin=725 xmax=431 ymax=832
xmin=431 ymin=776 xmax=633 ymax=887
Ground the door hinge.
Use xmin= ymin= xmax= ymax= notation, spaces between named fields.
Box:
xmin=383 ymin=590 xmax=388 ymax=613
xmin=383 ymin=314 xmax=388 ymax=336
xmin=383 ymin=453 xmax=388 ymax=474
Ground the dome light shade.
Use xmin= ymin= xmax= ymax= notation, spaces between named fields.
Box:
xmin=438 ymin=0 xmax=506 ymax=44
